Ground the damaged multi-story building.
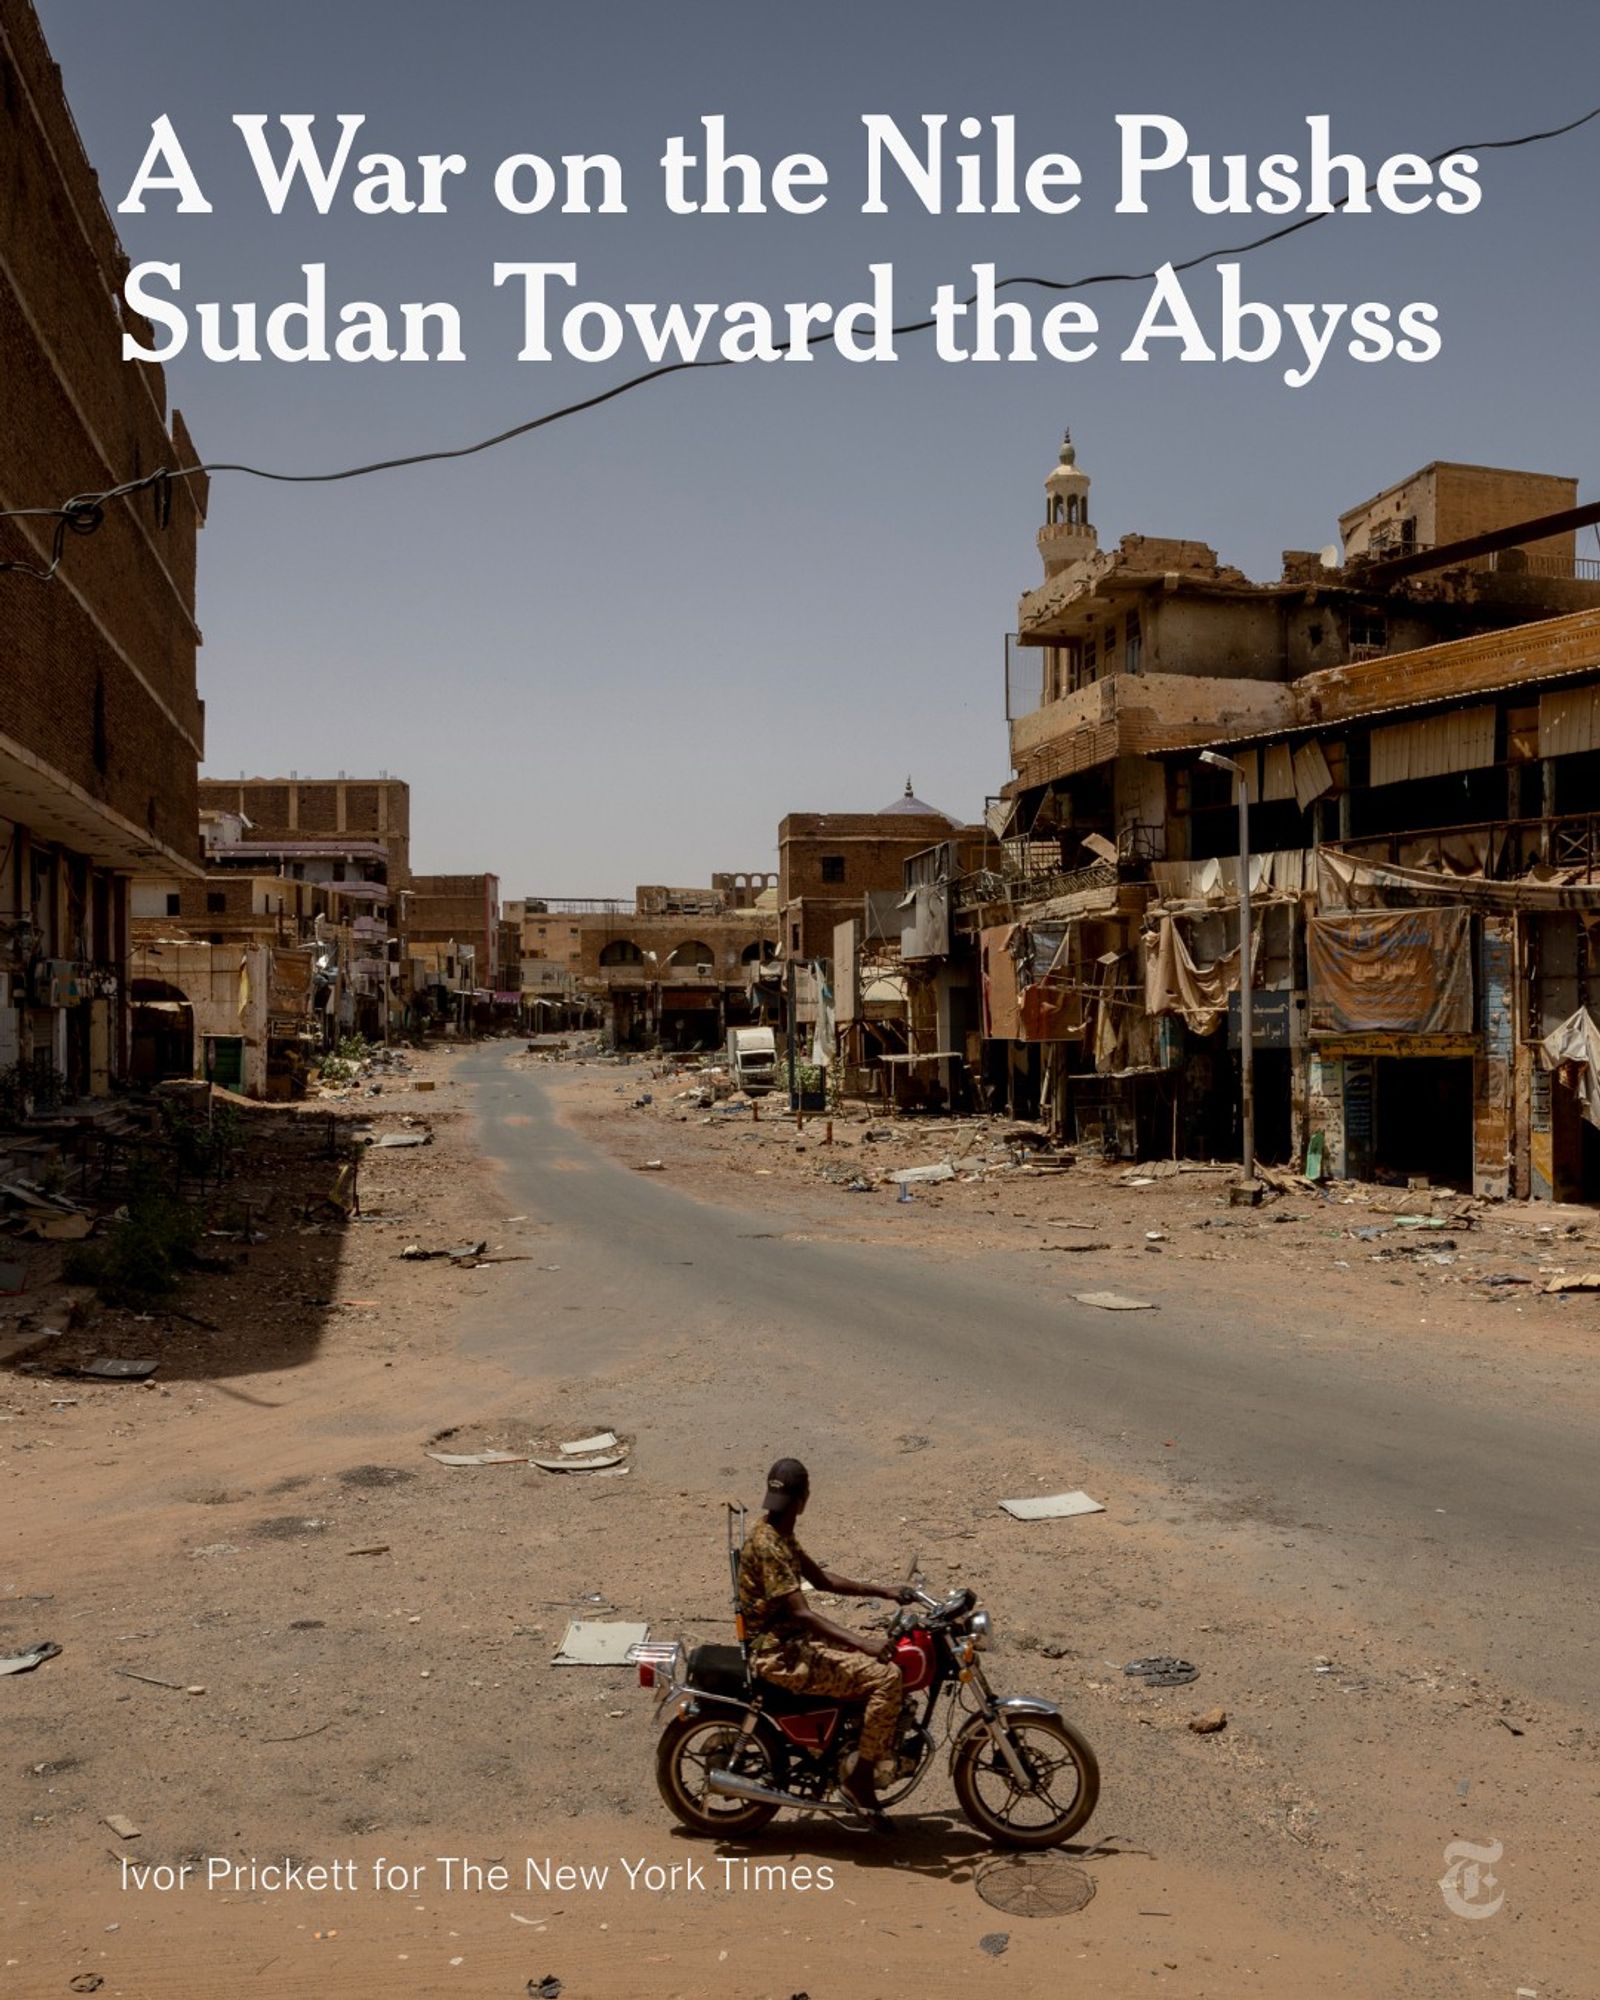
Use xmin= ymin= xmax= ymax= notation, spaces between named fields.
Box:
xmin=506 ymin=898 xmax=604 ymax=1030
xmin=407 ymin=871 xmax=503 ymax=1030
xmin=576 ymin=876 xmax=780 ymax=1049
xmin=127 ymin=803 xmax=376 ymax=1097
xmin=959 ymin=433 xmax=1600 ymax=1199
xmin=0 ymin=0 xmax=207 ymax=1107
xmin=192 ymin=776 xmax=412 ymax=1041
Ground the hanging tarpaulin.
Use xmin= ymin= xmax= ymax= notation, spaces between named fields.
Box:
xmin=1307 ymin=909 xmax=1473 ymax=1035
xmin=810 ymin=965 xmax=835 ymax=1071
xmin=1316 ymin=846 xmax=1600 ymax=914
xmin=1143 ymin=910 xmax=1248 ymax=1036
xmin=1015 ymin=920 xmax=1085 ymax=1041
xmin=1539 ymin=1007 xmax=1600 ymax=1129
xmin=1092 ymin=953 xmax=1123 ymax=1069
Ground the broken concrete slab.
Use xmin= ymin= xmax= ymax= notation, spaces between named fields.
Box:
xmin=0 ymin=1640 xmax=62 ymax=1676
xmin=425 ymin=1450 xmax=528 ymax=1467
xmin=888 ymin=1162 xmax=957 ymax=1186
xmin=75 ymin=1358 xmax=158 ymax=1381
xmin=375 ymin=1132 xmax=432 ymax=1149
xmin=531 ymin=1452 xmax=628 ymax=1473
xmin=1073 ymin=1292 xmax=1156 ymax=1312
xmin=999 ymin=1491 xmax=1106 ymax=1521
xmin=552 ymin=1619 xmax=649 ymax=1666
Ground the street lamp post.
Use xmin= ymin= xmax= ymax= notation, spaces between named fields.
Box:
xmin=1199 ymin=750 xmax=1254 ymax=1181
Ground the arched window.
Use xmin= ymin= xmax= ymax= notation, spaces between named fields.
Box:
xmin=599 ymin=939 xmax=643 ymax=966
xmin=741 ymin=940 xmax=777 ymax=963
xmin=668 ymin=939 xmax=716 ymax=969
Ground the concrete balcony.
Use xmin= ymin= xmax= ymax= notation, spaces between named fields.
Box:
xmin=1007 ymin=672 xmax=1293 ymax=794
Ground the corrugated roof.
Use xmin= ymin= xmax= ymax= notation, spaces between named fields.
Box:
xmin=1166 ymin=606 xmax=1600 ymax=754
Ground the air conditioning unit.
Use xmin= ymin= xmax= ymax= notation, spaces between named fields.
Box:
xmin=696 ymin=964 xmax=714 ymax=978
xmin=30 ymin=959 xmax=82 ymax=1005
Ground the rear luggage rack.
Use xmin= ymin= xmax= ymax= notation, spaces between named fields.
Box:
xmin=632 ymin=1639 xmax=685 ymax=1689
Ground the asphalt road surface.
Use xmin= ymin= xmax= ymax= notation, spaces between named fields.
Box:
xmin=461 ymin=1050 xmax=1598 ymax=1714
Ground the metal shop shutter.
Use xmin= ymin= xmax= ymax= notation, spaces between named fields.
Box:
xmin=1539 ymin=683 xmax=1600 ymax=759
xmin=1369 ymin=706 xmax=1495 ymax=788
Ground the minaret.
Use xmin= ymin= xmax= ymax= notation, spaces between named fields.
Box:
xmin=1038 ymin=428 xmax=1097 ymax=580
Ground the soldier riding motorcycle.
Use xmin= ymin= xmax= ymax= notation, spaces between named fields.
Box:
xmin=639 ymin=1462 xmax=1099 ymax=1849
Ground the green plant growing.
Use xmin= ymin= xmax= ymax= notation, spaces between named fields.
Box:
xmin=791 ymin=1059 xmax=827 ymax=1108
xmin=63 ymin=1192 xmax=202 ymax=1308
xmin=159 ymin=1097 xmax=242 ymax=1187
xmin=317 ymin=1033 xmax=373 ymax=1085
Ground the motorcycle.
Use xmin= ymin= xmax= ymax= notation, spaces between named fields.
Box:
xmin=639 ymin=1525 xmax=1098 ymax=1849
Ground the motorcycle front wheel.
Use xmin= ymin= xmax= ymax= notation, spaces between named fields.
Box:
xmin=951 ymin=1712 xmax=1099 ymax=1849
xmin=655 ymin=1714 xmax=786 ymax=1837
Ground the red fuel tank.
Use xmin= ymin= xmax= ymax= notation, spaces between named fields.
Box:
xmin=894 ymin=1630 xmax=935 ymax=1692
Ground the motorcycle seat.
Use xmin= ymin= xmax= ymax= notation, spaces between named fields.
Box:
xmin=688 ymin=1644 xmax=751 ymax=1699
xmin=688 ymin=1643 xmax=857 ymax=1716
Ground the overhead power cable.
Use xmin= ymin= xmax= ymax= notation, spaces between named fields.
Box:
xmin=2 ymin=100 xmax=1597 ymax=583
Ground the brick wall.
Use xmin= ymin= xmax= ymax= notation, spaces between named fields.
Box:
xmin=0 ymin=0 xmax=205 ymax=864
xmin=408 ymin=872 xmax=499 ymax=976
xmin=778 ymin=813 xmax=957 ymax=962
xmin=197 ymin=778 xmax=412 ymax=886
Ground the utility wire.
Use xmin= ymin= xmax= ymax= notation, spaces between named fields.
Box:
xmin=2 ymin=101 xmax=1597 ymax=583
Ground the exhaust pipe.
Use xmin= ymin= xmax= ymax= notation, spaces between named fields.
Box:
xmin=706 ymin=1769 xmax=848 ymax=1815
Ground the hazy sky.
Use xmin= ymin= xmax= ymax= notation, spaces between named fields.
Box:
xmin=36 ymin=0 xmax=1600 ymax=897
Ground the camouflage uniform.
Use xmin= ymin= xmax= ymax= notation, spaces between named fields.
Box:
xmin=737 ymin=1517 xmax=902 ymax=1765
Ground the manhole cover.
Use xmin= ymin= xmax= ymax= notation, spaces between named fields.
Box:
xmin=974 ymin=1854 xmax=1096 ymax=1919
xmin=1125 ymin=1656 xmax=1198 ymax=1686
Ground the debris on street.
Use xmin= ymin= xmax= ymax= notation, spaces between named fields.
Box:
xmin=426 ymin=1449 xmax=528 ymax=1467
xmin=998 ymin=1490 xmax=1106 ymax=1521
xmin=1126 ymin=1658 xmax=1200 ymax=1687
xmin=552 ymin=1620 xmax=650 ymax=1667
xmin=0 ymin=1640 xmax=61 ymax=1677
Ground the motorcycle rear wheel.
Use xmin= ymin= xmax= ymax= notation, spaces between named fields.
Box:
xmin=656 ymin=1714 xmax=785 ymax=1837
xmin=951 ymin=1713 xmax=1099 ymax=1850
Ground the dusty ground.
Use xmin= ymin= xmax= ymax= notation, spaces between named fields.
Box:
xmin=2 ymin=1042 xmax=1595 ymax=1998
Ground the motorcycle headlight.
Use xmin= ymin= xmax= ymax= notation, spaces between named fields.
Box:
xmin=969 ymin=1609 xmax=992 ymax=1650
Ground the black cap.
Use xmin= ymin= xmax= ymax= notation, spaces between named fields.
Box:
xmin=762 ymin=1457 xmax=809 ymax=1514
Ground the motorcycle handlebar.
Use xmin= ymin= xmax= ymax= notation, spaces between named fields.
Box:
xmin=894 ymin=1585 xmax=977 ymax=1628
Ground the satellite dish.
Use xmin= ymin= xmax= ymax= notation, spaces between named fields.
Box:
xmin=1319 ymin=544 xmax=1341 ymax=569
